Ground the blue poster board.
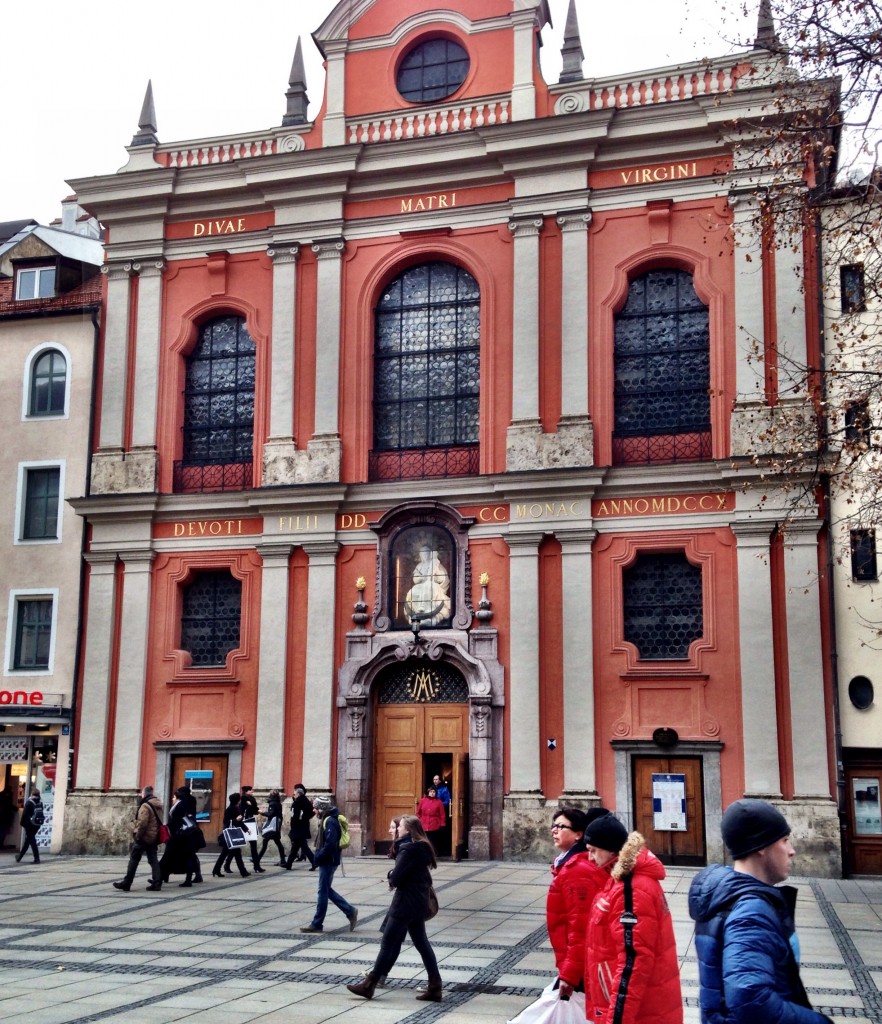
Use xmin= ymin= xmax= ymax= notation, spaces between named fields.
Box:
xmin=185 ymin=769 xmax=213 ymax=820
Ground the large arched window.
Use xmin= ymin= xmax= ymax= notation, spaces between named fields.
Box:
xmin=623 ymin=552 xmax=703 ymax=660
xmin=613 ymin=268 xmax=710 ymax=464
xmin=372 ymin=262 xmax=480 ymax=481
xmin=176 ymin=315 xmax=255 ymax=492
xmin=29 ymin=348 xmax=67 ymax=416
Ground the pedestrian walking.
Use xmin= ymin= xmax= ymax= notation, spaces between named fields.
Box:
xmin=415 ymin=787 xmax=446 ymax=850
xmin=212 ymin=792 xmax=251 ymax=878
xmin=256 ymin=788 xmax=286 ymax=867
xmin=112 ymin=786 xmax=163 ymax=891
xmin=546 ymin=806 xmax=610 ymax=999
xmin=346 ymin=815 xmax=442 ymax=1002
xmin=284 ymin=783 xmax=316 ymax=869
xmin=240 ymin=785 xmax=264 ymax=872
xmin=161 ymin=786 xmax=204 ymax=887
xmin=689 ymin=799 xmax=833 ymax=1023
xmin=300 ymin=797 xmax=358 ymax=933
xmin=583 ymin=815 xmax=682 ymax=1024
xmin=15 ymin=789 xmax=44 ymax=864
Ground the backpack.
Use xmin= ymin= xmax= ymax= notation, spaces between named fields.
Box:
xmin=31 ymin=799 xmax=45 ymax=827
xmin=337 ymin=813 xmax=351 ymax=850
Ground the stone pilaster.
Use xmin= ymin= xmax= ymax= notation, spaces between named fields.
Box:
xmin=263 ymin=245 xmax=301 ymax=485
xmin=254 ymin=543 xmax=294 ymax=789
xmin=301 ymin=540 xmax=339 ymax=791
xmin=110 ymin=551 xmax=154 ymax=790
xmin=76 ymin=554 xmax=118 ymax=789
xmin=732 ymin=521 xmax=781 ymax=796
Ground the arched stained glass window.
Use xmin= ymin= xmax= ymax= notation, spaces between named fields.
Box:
xmin=623 ymin=552 xmax=703 ymax=660
xmin=613 ymin=268 xmax=710 ymax=464
xmin=30 ymin=349 xmax=67 ymax=416
xmin=180 ymin=316 xmax=255 ymax=490
xmin=372 ymin=262 xmax=480 ymax=481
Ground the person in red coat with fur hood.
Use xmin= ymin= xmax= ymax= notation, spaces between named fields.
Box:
xmin=546 ymin=806 xmax=612 ymax=998
xmin=583 ymin=816 xmax=683 ymax=1024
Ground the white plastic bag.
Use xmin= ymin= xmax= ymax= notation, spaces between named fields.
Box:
xmin=507 ymin=981 xmax=587 ymax=1024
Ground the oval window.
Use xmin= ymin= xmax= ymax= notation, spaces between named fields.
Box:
xmin=397 ymin=39 xmax=469 ymax=103
xmin=848 ymin=675 xmax=875 ymax=711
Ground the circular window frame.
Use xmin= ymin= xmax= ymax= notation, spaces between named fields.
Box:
xmin=395 ymin=35 xmax=471 ymax=105
xmin=848 ymin=675 xmax=875 ymax=711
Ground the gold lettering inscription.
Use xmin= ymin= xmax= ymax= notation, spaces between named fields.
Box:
xmin=340 ymin=513 xmax=367 ymax=530
xmin=619 ymin=162 xmax=699 ymax=187
xmin=278 ymin=515 xmax=319 ymax=531
xmin=193 ymin=217 xmax=248 ymax=238
xmin=172 ymin=519 xmax=243 ymax=536
xmin=401 ymin=192 xmax=458 ymax=214
xmin=593 ymin=492 xmax=731 ymax=517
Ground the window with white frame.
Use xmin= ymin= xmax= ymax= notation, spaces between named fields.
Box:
xmin=6 ymin=592 xmax=57 ymax=673
xmin=17 ymin=464 xmax=62 ymax=542
xmin=16 ymin=266 xmax=56 ymax=300
xmin=29 ymin=348 xmax=68 ymax=416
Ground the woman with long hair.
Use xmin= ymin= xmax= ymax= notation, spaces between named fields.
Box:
xmin=212 ymin=792 xmax=250 ymax=878
xmin=346 ymin=815 xmax=442 ymax=1002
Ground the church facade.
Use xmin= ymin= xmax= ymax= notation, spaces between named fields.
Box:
xmin=66 ymin=0 xmax=842 ymax=871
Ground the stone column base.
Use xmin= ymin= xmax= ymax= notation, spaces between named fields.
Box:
xmin=503 ymin=791 xmax=552 ymax=861
xmin=62 ymin=789 xmax=142 ymax=855
xmin=730 ymin=398 xmax=816 ymax=458
xmin=506 ymin=419 xmax=593 ymax=471
xmin=90 ymin=447 xmax=158 ymax=494
xmin=262 ymin=434 xmax=342 ymax=485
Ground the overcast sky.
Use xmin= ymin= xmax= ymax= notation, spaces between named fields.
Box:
xmin=1 ymin=0 xmax=758 ymax=226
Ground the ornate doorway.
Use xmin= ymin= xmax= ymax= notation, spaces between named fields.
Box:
xmin=373 ymin=661 xmax=469 ymax=857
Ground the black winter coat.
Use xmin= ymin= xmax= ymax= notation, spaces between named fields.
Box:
xmin=289 ymin=794 xmax=314 ymax=840
xmin=386 ymin=836 xmax=434 ymax=922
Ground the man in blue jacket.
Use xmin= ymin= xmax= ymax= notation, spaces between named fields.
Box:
xmin=300 ymin=797 xmax=358 ymax=933
xmin=689 ymin=799 xmax=832 ymax=1024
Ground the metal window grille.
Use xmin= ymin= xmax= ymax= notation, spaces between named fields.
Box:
xmin=851 ymin=529 xmax=878 ymax=582
xmin=613 ymin=268 xmax=711 ymax=465
xmin=30 ymin=350 xmax=67 ymax=415
xmin=181 ymin=316 xmax=255 ymax=485
xmin=377 ymin=661 xmax=470 ymax=703
xmin=180 ymin=571 xmax=242 ymax=667
xmin=14 ymin=599 xmax=52 ymax=669
xmin=23 ymin=467 xmax=60 ymax=539
xmin=623 ymin=552 xmax=703 ymax=660
xmin=372 ymin=262 xmax=479 ymax=481
xmin=397 ymin=39 xmax=470 ymax=103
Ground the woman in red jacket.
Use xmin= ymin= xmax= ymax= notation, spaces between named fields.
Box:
xmin=546 ymin=806 xmax=611 ymax=999
xmin=583 ymin=817 xmax=683 ymax=1024
xmin=415 ymin=788 xmax=446 ymax=850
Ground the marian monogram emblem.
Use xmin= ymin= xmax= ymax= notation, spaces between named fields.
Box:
xmin=407 ymin=668 xmax=440 ymax=702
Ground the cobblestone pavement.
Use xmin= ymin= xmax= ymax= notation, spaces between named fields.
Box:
xmin=1 ymin=854 xmax=880 ymax=1023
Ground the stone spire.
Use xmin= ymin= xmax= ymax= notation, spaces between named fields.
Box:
xmin=559 ymin=0 xmax=585 ymax=84
xmin=130 ymin=80 xmax=159 ymax=147
xmin=754 ymin=0 xmax=782 ymax=51
xmin=282 ymin=38 xmax=309 ymax=126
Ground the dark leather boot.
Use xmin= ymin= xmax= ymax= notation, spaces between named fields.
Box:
xmin=415 ymin=977 xmax=442 ymax=1002
xmin=347 ymin=973 xmax=379 ymax=1000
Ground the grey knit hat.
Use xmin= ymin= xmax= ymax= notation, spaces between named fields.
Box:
xmin=722 ymin=799 xmax=791 ymax=859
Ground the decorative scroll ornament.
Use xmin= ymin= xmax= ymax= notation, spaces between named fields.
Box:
xmin=279 ymin=133 xmax=306 ymax=152
xmin=555 ymin=92 xmax=587 ymax=115
xmin=472 ymin=703 xmax=491 ymax=736
xmin=349 ymin=706 xmax=366 ymax=737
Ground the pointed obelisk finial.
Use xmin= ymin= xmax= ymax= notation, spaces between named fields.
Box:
xmin=754 ymin=0 xmax=782 ymax=51
xmin=282 ymin=38 xmax=310 ymax=126
xmin=559 ymin=0 xmax=585 ymax=84
xmin=130 ymin=80 xmax=159 ymax=146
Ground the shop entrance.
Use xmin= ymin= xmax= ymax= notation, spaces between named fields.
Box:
xmin=843 ymin=753 xmax=882 ymax=875
xmin=632 ymin=755 xmax=706 ymax=865
xmin=171 ymin=754 xmax=227 ymax=844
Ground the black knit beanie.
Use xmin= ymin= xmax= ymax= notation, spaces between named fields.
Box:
xmin=722 ymin=799 xmax=791 ymax=859
xmin=584 ymin=813 xmax=629 ymax=853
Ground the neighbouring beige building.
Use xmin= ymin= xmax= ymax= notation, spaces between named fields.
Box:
xmin=0 ymin=200 xmax=102 ymax=856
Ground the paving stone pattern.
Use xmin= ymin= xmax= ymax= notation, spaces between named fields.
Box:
xmin=0 ymin=855 xmax=880 ymax=1023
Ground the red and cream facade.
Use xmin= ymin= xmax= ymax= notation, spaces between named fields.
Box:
xmin=67 ymin=0 xmax=841 ymax=871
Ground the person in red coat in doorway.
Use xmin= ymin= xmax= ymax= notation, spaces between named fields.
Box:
xmin=546 ymin=806 xmax=611 ymax=999
xmin=584 ymin=815 xmax=683 ymax=1024
xmin=415 ymin=787 xmax=446 ymax=850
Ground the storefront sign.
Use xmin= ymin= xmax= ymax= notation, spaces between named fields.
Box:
xmin=652 ymin=773 xmax=687 ymax=831
xmin=592 ymin=492 xmax=734 ymax=518
xmin=0 ymin=689 xmax=47 ymax=706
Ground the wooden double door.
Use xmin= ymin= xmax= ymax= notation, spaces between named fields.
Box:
xmin=374 ymin=702 xmax=469 ymax=857
xmin=171 ymin=754 xmax=227 ymax=845
xmin=633 ymin=755 xmax=706 ymax=865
